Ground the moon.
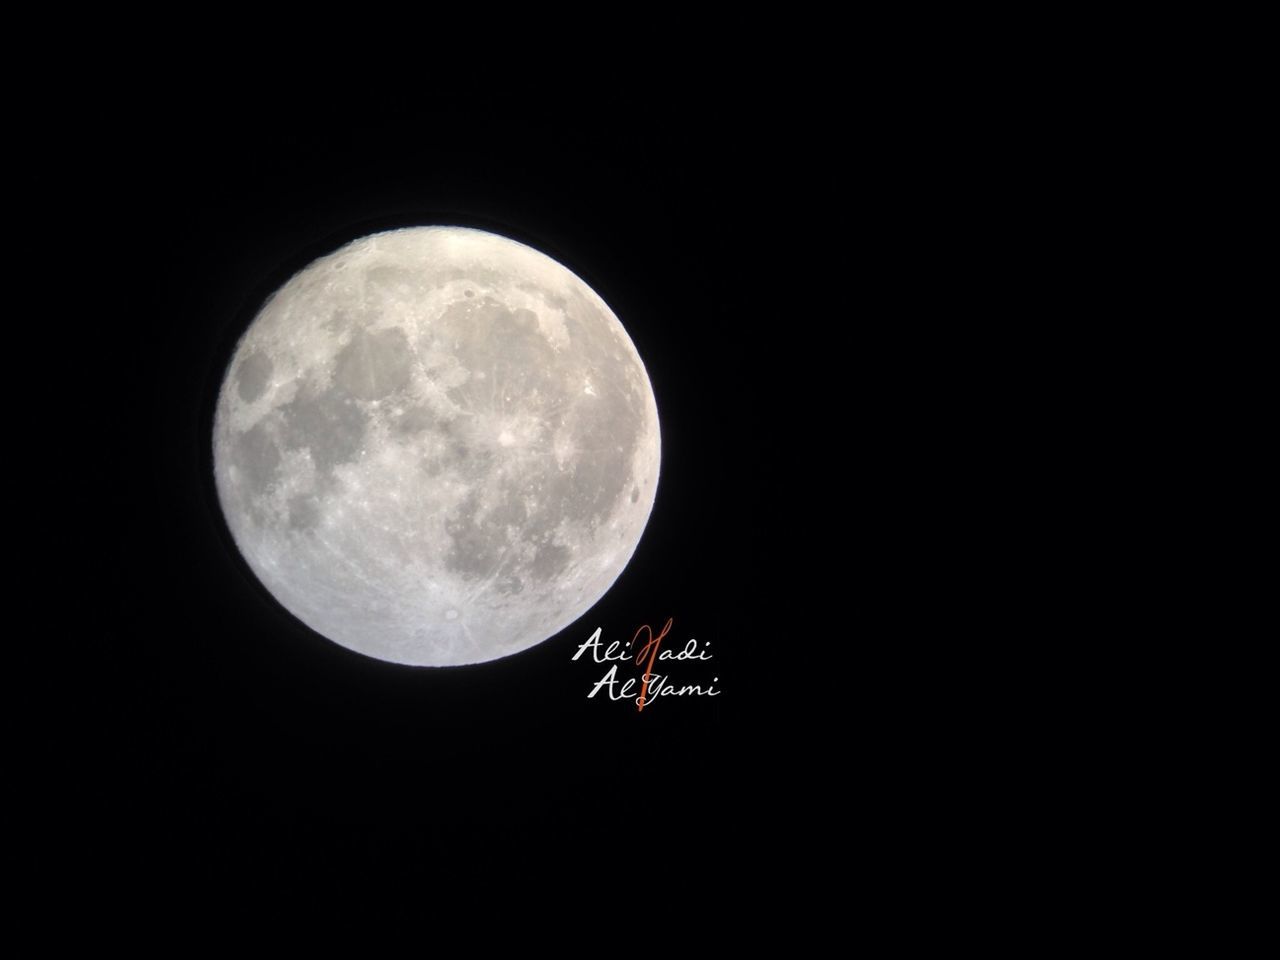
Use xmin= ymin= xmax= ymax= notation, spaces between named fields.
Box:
xmin=212 ymin=227 xmax=660 ymax=666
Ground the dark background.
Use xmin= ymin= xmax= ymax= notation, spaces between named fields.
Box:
xmin=93 ymin=104 xmax=748 ymax=884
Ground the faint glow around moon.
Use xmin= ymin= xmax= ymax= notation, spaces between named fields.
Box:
xmin=212 ymin=227 xmax=660 ymax=666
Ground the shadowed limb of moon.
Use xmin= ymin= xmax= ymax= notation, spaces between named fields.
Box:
xmin=212 ymin=227 xmax=661 ymax=666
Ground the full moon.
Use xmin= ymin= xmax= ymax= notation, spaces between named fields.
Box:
xmin=212 ymin=227 xmax=660 ymax=666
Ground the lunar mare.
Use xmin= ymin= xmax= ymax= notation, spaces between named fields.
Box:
xmin=212 ymin=227 xmax=660 ymax=666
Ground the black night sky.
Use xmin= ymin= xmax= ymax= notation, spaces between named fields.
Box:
xmin=93 ymin=102 xmax=751 ymax=884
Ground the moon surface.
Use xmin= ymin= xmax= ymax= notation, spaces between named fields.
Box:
xmin=212 ymin=227 xmax=660 ymax=666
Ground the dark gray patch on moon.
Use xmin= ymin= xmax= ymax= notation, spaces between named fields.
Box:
xmin=334 ymin=327 xmax=413 ymax=400
xmin=231 ymin=422 xmax=281 ymax=493
xmin=442 ymin=485 xmax=535 ymax=583
xmin=236 ymin=351 xmax=273 ymax=402
xmin=562 ymin=392 xmax=639 ymax=521
xmin=288 ymin=495 xmax=322 ymax=531
xmin=443 ymin=299 xmax=558 ymax=407
xmin=421 ymin=452 xmax=447 ymax=478
xmin=530 ymin=541 xmax=571 ymax=580
xmin=417 ymin=419 xmax=489 ymax=478
xmin=487 ymin=494 xmax=528 ymax=528
xmin=281 ymin=382 xmax=368 ymax=476
xmin=443 ymin=495 xmax=504 ymax=580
